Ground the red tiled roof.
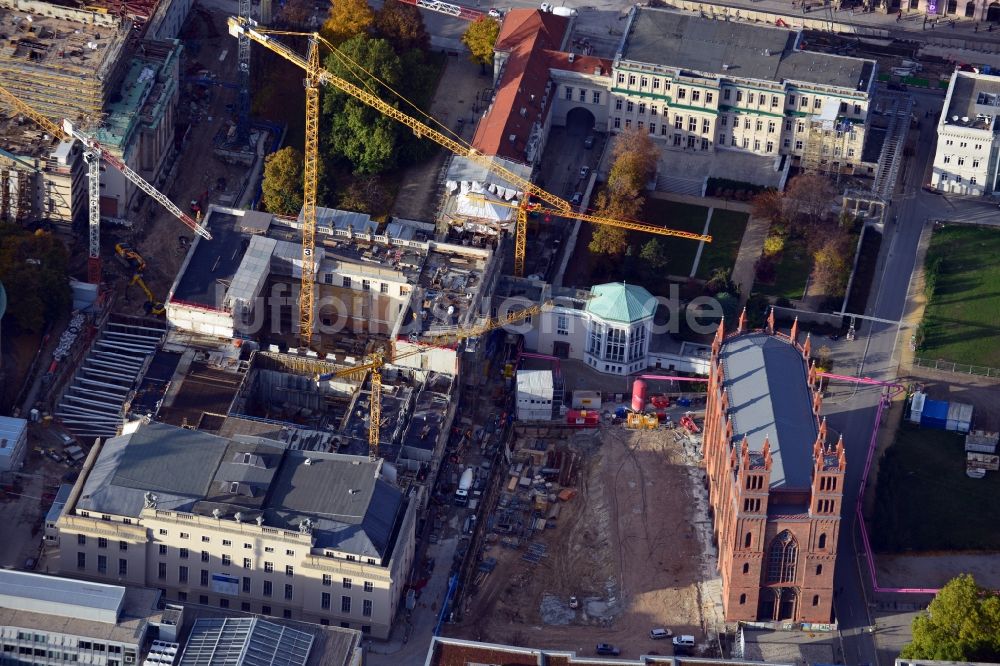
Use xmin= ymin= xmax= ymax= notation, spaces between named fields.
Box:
xmin=543 ymin=50 xmax=612 ymax=77
xmin=471 ymin=9 xmax=569 ymax=164
xmin=495 ymin=8 xmax=566 ymax=53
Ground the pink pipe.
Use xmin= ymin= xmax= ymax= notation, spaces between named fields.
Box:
xmin=637 ymin=374 xmax=708 ymax=382
xmin=818 ymin=373 xmax=941 ymax=596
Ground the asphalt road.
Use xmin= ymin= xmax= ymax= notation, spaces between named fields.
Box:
xmin=821 ymin=85 xmax=982 ymax=666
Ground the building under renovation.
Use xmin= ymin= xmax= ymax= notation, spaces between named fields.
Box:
xmin=0 ymin=0 xmax=186 ymax=225
xmin=166 ymin=205 xmax=503 ymax=376
xmin=0 ymin=0 xmax=133 ymax=123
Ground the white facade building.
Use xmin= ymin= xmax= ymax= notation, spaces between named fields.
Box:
xmin=523 ymin=282 xmax=654 ymax=377
xmin=931 ymin=70 xmax=1000 ymax=196
xmin=608 ymin=8 xmax=876 ymax=174
xmin=56 ymin=422 xmax=415 ymax=639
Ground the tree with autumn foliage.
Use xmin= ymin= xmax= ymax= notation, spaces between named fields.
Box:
xmin=321 ymin=0 xmax=374 ymax=46
xmin=261 ymin=146 xmax=304 ymax=215
xmin=462 ymin=17 xmax=500 ymax=73
xmin=810 ymin=229 xmax=852 ymax=298
xmin=588 ymin=127 xmax=659 ymax=257
xmin=374 ymin=0 xmax=429 ymax=51
xmin=606 ymin=125 xmax=659 ymax=198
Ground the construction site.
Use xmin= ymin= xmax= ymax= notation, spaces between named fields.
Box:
xmin=0 ymin=0 xmax=787 ymax=650
xmin=441 ymin=398 xmax=724 ymax=657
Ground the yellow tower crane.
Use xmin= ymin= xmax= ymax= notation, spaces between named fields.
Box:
xmin=226 ymin=18 xmax=711 ymax=346
xmin=316 ymin=302 xmax=545 ymax=460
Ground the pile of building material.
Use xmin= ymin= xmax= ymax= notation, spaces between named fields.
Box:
xmin=965 ymin=430 xmax=999 ymax=479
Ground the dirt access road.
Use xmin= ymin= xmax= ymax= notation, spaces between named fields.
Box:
xmin=113 ymin=5 xmax=248 ymax=316
xmin=447 ymin=425 xmax=722 ymax=659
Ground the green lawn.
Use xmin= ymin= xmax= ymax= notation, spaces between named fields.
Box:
xmin=641 ymin=198 xmax=711 ymax=276
xmin=695 ymin=208 xmax=749 ymax=280
xmin=919 ymin=224 xmax=1000 ymax=368
xmin=872 ymin=423 xmax=1000 ymax=552
xmin=757 ymin=235 xmax=811 ymax=301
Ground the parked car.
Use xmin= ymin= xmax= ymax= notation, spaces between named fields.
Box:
xmin=650 ymin=628 xmax=672 ymax=640
xmin=570 ymin=192 xmax=583 ymax=206
xmin=672 ymin=635 xmax=696 ymax=649
xmin=488 ymin=8 xmax=503 ymax=17
xmin=583 ymin=134 xmax=595 ymax=149
xmin=595 ymin=644 xmax=620 ymax=656
xmin=569 ymin=596 xmax=580 ymax=609
xmin=539 ymin=2 xmax=553 ymax=11
xmin=579 ymin=165 xmax=591 ymax=180
xmin=922 ymin=185 xmax=944 ymax=195
xmin=47 ymin=451 xmax=64 ymax=464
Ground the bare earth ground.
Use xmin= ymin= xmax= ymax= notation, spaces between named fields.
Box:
xmin=113 ymin=6 xmax=247 ymax=317
xmin=447 ymin=425 xmax=722 ymax=659
xmin=876 ymin=553 xmax=1000 ymax=590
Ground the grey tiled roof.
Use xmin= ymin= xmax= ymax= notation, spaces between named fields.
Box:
xmin=622 ymin=9 xmax=874 ymax=91
xmin=76 ymin=423 xmax=406 ymax=559
xmin=719 ymin=333 xmax=817 ymax=489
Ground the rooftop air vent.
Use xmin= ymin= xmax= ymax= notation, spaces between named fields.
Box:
xmin=304 ymin=457 xmax=313 ymax=466
xmin=568 ymin=52 xmax=575 ymax=63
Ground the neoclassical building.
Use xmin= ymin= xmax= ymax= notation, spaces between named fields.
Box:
xmin=703 ymin=310 xmax=845 ymax=624
xmin=522 ymin=282 xmax=654 ymax=376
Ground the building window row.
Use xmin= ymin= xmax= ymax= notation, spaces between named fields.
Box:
xmin=565 ymin=86 xmax=601 ymax=105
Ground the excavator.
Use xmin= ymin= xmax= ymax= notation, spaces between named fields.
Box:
xmin=129 ymin=273 xmax=165 ymax=316
xmin=115 ymin=243 xmax=147 ymax=274
xmin=114 ymin=243 xmax=164 ymax=315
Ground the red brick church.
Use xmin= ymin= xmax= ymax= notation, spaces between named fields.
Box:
xmin=703 ymin=308 xmax=845 ymax=624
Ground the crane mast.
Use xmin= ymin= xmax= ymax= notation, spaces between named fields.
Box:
xmin=315 ymin=303 xmax=544 ymax=459
xmin=0 ymin=83 xmax=212 ymax=285
xmin=226 ymin=18 xmax=710 ymax=286
xmin=300 ymin=37 xmax=322 ymax=347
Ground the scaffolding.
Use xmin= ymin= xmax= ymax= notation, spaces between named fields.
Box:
xmin=0 ymin=1 xmax=132 ymax=125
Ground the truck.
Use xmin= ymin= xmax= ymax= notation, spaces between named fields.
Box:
xmin=454 ymin=467 xmax=474 ymax=505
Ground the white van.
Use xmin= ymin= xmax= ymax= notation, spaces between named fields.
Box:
xmin=672 ymin=635 xmax=695 ymax=648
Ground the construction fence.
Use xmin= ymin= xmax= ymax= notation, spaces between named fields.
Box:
xmin=912 ymin=356 xmax=1000 ymax=379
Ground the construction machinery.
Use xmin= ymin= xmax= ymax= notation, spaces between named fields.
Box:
xmin=115 ymin=242 xmax=147 ymax=274
xmin=226 ymin=17 xmax=711 ymax=349
xmin=129 ymin=273 xmax=165 ymax=315
xmin=0 ymin=83 xmax=212 ymax=284
xmin=315 ymin=302 xmax=545 ymax=460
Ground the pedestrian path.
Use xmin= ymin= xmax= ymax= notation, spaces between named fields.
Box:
xmin=689 ymin=208 xmax=715 ymax=278
xmin=729 ymin=215 xmax=770 ymax=303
